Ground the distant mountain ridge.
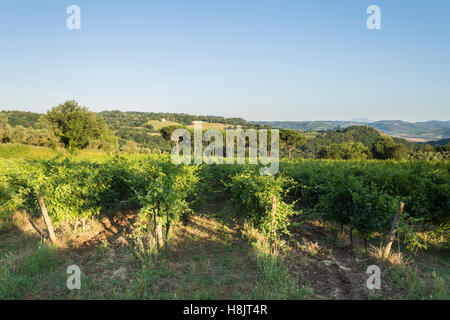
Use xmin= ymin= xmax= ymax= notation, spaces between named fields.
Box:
xmin=254 ymin=120 xmax=450 ymax=141
xmin=351 ymin=118 xmax=373 ymax=123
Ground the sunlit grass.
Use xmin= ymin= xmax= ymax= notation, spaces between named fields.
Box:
xmin=0 ymin=242 xmax=59 ymax=299
xmin=367 ymin=244 xmax=406 ymax=267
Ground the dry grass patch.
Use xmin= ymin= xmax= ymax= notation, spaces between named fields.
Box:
xmin=367 ymin=245 xmax=407 ymax=267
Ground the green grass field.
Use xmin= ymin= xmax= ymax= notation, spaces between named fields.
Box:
xmin=146 ymin=120 xmax=182 ymax=131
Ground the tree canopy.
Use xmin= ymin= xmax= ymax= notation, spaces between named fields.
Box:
xmin=279 ymin=129 xmax=307 ymax=160
xmin=44 ymin=100 xmax=117 ymax=151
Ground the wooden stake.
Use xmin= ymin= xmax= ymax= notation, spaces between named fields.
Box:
xmin=271 ymin=195 xmax=277 ymax=240
xmin=165 ymin=221 xmax=171 ymax=242
xmin=383 ymin=202 xmax=404 ymax=260
xmin=155 ymin=215 xmax=164 ymax=249
xmin=36 ymin=193 xmax=57 ymax=245
xmin=82 ymin=217 xmax=85 ymax=231
xmin=271 ymin=196 xmax=277 ymax=213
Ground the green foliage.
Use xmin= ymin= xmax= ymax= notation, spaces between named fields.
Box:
xmin=227 ymin=169 xmax=298 ymax=238
xmin=279 ymin=129 xmax=307 ymax=159
xmin=257 ymin=120 xmax=450 ymax=142
xmin=371 ymin=136 xmax=408 ymax=160
xmin=384 ymin=144 xmax=408 ymax=160
xmin=100 ymin=110 xmax=249 ymax=128
xmin=0 ymin=156 xmax=196 ymax=225
xmin=100 ymin=110 xmax=250 ymax=152
xmin=0 ymin=113 xmax=58 ymax=148
xmin=280 ymin=159 xmax=450 ymax=247
xmin=318 ymin=141 xmax=370 ymax=160
xmin=0 ymin=142 xmax=447 ymax=255
xmin=0 ymin=243 xmax=59 ymax=299
xmin=159 ymin=125 xmax=189 ymax=143
xmin=130 ymin=160 xmax=198 ymax=257
xmin=135 ymin=160 xmax=198 ymax=227
xmin=2 ymin=106 xmax=447 ymax=160
xmin=44 ymin=100 xmax=117 ymax=151
xmin=253 ymin=252 xmax=311 ymax=299
xmin=0 ymin=111 xmax=41 ymax=128
xmin=372 ymin=136 xmax=395 ymax=159
xmin=295 ymin=126 xmax=384 ymax=159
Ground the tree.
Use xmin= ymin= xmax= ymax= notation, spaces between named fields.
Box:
xmin=279 ymin=129 xmax=307 ymax=160
xmin=44 ymin=100 xmax=117 ymax=151
xmin=318 ymin=141 xmax=370 ymax=160
xmin=120 ymin=140 xmax=139 ymax=153
xmin=385 ymin=144 xmax=408 ymax=160
xmin=0 ymin=114 xmax=11 ymax=143
xmin=160 ymin=125 xmax=191 ymax=153
xmin=371 ymin=136 xmax=395 ymax=159
xmin=371 ymin=136 xmax=408 ymax=160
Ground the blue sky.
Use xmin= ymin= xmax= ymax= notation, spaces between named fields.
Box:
xmin=0 ymin=0 xmax=449 ymax=121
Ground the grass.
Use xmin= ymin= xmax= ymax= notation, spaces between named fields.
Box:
xmin=387 ymin=265 xmax=449 ymax=299
xmin=0 ymin=213 xmax=312 ymax=300
xmin=146 ymin=120 xmax=182 ymax=131
xmin=0 ymin=214 xmax=260 ymax=299
xmin=241 ymin=222 xmax=312 ymax=299
xmin=187 ymin=122 xmax=240 ymax=130
xmin=0 ymin=209 xmax=447 ymax=300
xmin=0 ymin=144 xmax=63 ymax=160
xmin=0 ymin=242 xmax=59 ymax=299
xmin=367 ymin=244 xmax=406 ymax=267
xmin=253 ymin=252 xmax=311 ymax=299
xmin=362 ymin=239 xmax=449 ymax=300
xmin=0 ymin=143 xmax=174 ymax=164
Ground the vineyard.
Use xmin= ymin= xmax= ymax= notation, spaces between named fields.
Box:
xmin=0 ymin=152 xmax=449 ymax=299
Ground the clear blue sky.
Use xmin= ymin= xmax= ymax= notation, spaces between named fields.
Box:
xmin=0 ymin=0 xmax=449 ymax=121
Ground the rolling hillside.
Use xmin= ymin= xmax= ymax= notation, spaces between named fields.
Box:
xmin=255 ymin=120 xmax=450 ymax=141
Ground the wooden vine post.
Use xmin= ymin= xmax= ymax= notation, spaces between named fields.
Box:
xmin=271 ymin=195 xmax=277 ymax=243
xmin=383 ymin=202 xmax=404 ymax=260
xmin=155 ymin=216 xmax=164 ymax=249
xmin=36 ymin=193 xmax=57 ymax=245
xmin=154 ymin=201 xmax=164 ymax=249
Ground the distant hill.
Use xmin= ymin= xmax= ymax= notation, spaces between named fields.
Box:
xmin=0 ymin=109 xmax=256 ymax=152
xmin=0 ymin=110 xmax=251 ymax=128
xmin=370 ymin=120 xmax=450 ymax=141
xmin=254 ymin=121 xmax=359 ymax=132
xmin=2 ymin=108 xmax=448 ymax=150
xmin=254 ymin=120 xmax=450 ymax=141
xmin=0 ymin=111 xmax=42 ymax=128
xmin=98 ymin=110 xmax=249 ymax=128
xmin=1 ymin=108 xmax=448 ymax=159
xmin=296 ymin=125 xmax=382 ymax=159
xmin=351 ymin=118 xmax=373 ymax=123
xmin=426 ymin=138 xmax=450 ymax=146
